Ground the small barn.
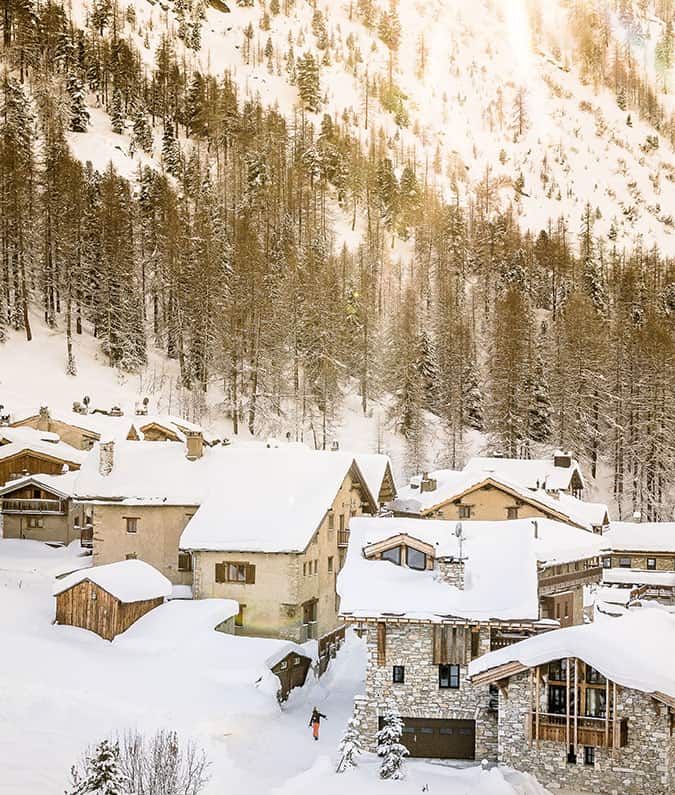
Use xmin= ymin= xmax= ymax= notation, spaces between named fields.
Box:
xmin=53 ymin=560 xmax=172 ymax=640
xmin=268 ymin=647 xmax=313 ymax=701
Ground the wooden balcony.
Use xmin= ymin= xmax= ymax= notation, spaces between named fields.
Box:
xmin=1 ymin=498 xmax=65 ymax=514
xmin=337 ymin=530 xmax=350 ymax=548
xmin=528 ymin=711 xmax=628 ymax=749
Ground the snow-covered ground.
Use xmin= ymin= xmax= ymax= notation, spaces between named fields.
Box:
xmin=0 ymin=538 xmax=550 ymax=795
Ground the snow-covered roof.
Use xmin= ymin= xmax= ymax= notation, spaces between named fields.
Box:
xmin=0 ymin=426 xmax=61 ymax=445
xmin=604 ymin=522 xmax=675 ymax=553
xmin=337 ymin=516 xmax=602 ymax=623
xmin=469 ymin=609 xmax=675 ymax=701
xmin=603 ymin=569 xmax=675 ymax=587
xmin=127 ymin=414 xmax=209 ymax=443
xmin=53 ymin=560 xmax=172 ymax=602
xmin=0 ymin=434 xmax=87 ymax=467
xmin=74 ymin=440 xmax=213 ymax=504
xmin=354 ymin=453 xmax=395 ymax=504
xmin=463 ymin=454 xmax=585 ymax=492
xmin=181 ymin=449 xmax=372 ymax=553
xmin=0 ymin=470 xmax=79 ymax=498
xmin=556 ymin=493 xmax=609 ymax=528
xmin=388 ymin=469 xmax=594 ymax=531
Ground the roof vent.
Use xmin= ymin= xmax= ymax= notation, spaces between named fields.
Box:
xmin=330 ymin=440 xmax=340 ymax=451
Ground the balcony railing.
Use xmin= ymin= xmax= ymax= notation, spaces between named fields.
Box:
xmin=80 ymin=526 xmax=94 ymax=549
xmin=337 ymin=530 xmax=350 ymax=547
xmin=528 ymin=711 xmax=628 ymax=749
xmin=1 ymin=498 xmax=65 ymax=514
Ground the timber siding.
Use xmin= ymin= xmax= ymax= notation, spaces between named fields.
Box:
xmin=11 ymin=415 xmax=99 ymax=450
xmin=0 ymin=451 xmax=81 ymax=486
xmin=1 ymin=484 xmax=85 ymax=545
xmin=55 ymin=579 xmax=163 ymax=640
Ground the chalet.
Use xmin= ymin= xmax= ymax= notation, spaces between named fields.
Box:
xmin=126 ymin=415 xmax=214 ymax=448
xmin=468 ymin=609 xmax=675 ymax=795
xmin=180 ymin=449 xmax=378 ymax=642
xmin=10 ymin=406 xmax=101 ymax=450
xmin=0 ymin=427 xmax=87 ymax=486
xmin=463 ymin=451 xmax=585 ymax=496
xmin=354 ymin=454 xmax=397 ymax=508
xmin=0 ymin=472 xmax=86 ymax=545
xmin=53 ymin=559 xmax=172 ymax=640
xmin=389 ymin=469 xmax=605 ymax=532
xmin=338 ymin=516 xmax=603 ymax=761
xmin=600 ymin=521 xmax=675 ymax=604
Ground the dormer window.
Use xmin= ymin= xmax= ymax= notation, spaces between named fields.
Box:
xmin=381 ymin=546 xmax=402 ymax=565
xmin=407 ymin=547 xmax=427 ymax=571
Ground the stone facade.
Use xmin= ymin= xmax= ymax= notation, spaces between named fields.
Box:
xmin=498 ymin=669 xmax=675 ymax=795
xmin=606 ymin=552 xmax=675 ymax=570
xmin=352 ymin=621 xmax=498 ymax=760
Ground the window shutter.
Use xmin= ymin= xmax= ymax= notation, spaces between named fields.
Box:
xmin=245 ymin=564 xmax=256 ymax=584
xmin=215 ymin=563 xmax=225 ymax=583
xmin=377 ymin=622 xmax=386 ymax=666
xmin=432 ymin=625 xmax=442 ymax=664
xmin=447 ymin=627 xmax=466 ymax=665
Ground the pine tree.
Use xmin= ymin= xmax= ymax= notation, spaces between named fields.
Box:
xmin=462 ymin=359 xmax=484 ymax=431
xmin=527 ymin=329 xmax=552 ymax=444
xmin=132 ymin=108 xmax=153 ymax=154
xmin=376 ymin=702 xmax=408 ymax=780
xmin=66 ymin=74 xmax=89 ymax=132
xmin=336 ymin=717 xmax=364 ymax=772
xmin=296 ymin=52 xmax=321 ymax=112
xmin=376 ymin=157 xmax=398 ymax=230
xmin=69 ymin=739 xmax=124 ymax=794
xmin=162 ymin=122 xmax=182 ymax=176
xmin=110 ymin=89 xmax=124 ymax=134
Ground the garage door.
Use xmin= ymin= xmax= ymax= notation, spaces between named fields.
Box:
xmin=380 ymin=717 xmax=475 ymax=760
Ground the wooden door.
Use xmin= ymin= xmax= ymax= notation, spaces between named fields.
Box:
xmin=380 ymin=717 xmax=476 ymax=760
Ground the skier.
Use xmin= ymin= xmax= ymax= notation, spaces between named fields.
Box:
xmin=309 ymin=706 xmax=326 ymax=741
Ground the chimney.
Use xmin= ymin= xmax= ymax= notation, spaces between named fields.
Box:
xmin=420 ymin=472 xmax=437 ymax=493
xmin=330 ymin=439 xmax=340 ymax=451
xmin=186 ymin=431 xmax=204 ymax=461
xmin=438 ymin=558 xmax=465 ymax=589
xmin=99 ymin=441 xmax=115 ymax=476
xmin=553 ymin=451 xmax=572 ymax=469
xmin=532 ymin=520 xmax=539 ymax=539
xmin=38 ymin=406 xmax=50 ymax=432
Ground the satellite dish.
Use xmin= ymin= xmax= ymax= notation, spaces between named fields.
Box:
xmin=455 ymin=522 xmax=463 ymax=538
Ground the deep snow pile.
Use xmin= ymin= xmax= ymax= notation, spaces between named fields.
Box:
xmin=0 ymin=538 xmax=551 ymax=795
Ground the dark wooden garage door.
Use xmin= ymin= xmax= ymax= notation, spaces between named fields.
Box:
xmin=380 ymin=717 xmax=475 ymax=760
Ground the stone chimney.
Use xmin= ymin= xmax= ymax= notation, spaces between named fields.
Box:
xmin=438 ymin=558 xmax=465 ymax=589
xmin=38 ymin=406 xmax=50 ymax=432
xmin=420 ymin=472 xmax=437 ymax=493
xmin=99 ymin=441 xmax=115 ymax=476
xmin=330 ymin=439 xmax=340 ymax=451
xmin=186 ymin=431 xmax=204 ymax=461
xmin=553 ymin=451 xmax=572 ymax=468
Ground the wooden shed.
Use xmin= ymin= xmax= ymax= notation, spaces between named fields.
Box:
xmin=53 ymin=560 xmax=172 ymax=641
xmin=269 ymin=648 xmax=313 ymax=701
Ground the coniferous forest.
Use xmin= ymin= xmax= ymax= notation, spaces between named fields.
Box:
xmin=0 ymin=0 xmax=674 ymax=520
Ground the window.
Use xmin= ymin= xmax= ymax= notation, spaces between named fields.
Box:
xmin=381 ymin=546 xmax=401 ymax=565
xmin=178 ymin=552 xmax=192 ymax=572
xmin=548 ymin=659 xmax=568 ymax=682
xmin=328 ymin=556 xmax=334 ymax=573
xmin=235 ymin=605 xmax=245 ymax=627
xmin=647 ymin=558 xmax=657 ymax=570
xmin=602 ymin=556 xmax=611 ymax=568
xmin=567 ymin=746 xmax=577 ymax=764
xmin=506 ymin=506 xmax=519 ymax=520
xmin=125 ymin=553 xmax=137 ymax=560
xmin=328 ymin=512 xmax=334 ymax=530
xmin=90 ymin=587 xmax=97 ymax=601
xmin=293 ymin=656 xmax=302 ymax=666
xmin=458 ymin=505 xmax=471 ymax=519
xmin=339 ymin=514 xmax=345 ymax=532
xmin=279 ymin=660 xmax=288 ymax=670
xmin=439 ymin=664 xmax=460 ymax=689
xmin=125 ymin=517 xmax=139 ymax=534
xmin=215 ymin=562 xmax=256 ymax=584
xmin=583 ymin=746 xmax=595 ymax=766
xmin=313 ymin=560 xmax=318 ymax=575
xmin=585 ymin=688 xmax=606 ymax=718
xmin=303 ymin=562 xmax=307 ymax=576
xmin=548 ymin=685 xmax=567 ymax=715
xmin=471 ymin=628 xmax=480 ymax=659
xmin=32 ymin=487 xmax=41 ymax=499
xmin=407 ymin=547 xmax=426 ymax=570
xmin=392 ymin=665 xmax=405 ymax=684
xmin=27 ymin=517 xmax=44 ymax=529
xmin=585 ymin=666 xmax=606 ymax=685
xmin=619 ymin=557 xmax=631 ymax=568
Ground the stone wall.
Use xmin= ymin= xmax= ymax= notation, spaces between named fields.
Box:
xmin=498 ymin=670 xmax=674 ymax=795
xmin=352 ymin=621 xmax=498 ymax=761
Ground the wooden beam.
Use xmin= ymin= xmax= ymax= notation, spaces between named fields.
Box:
xmin=528 ymin=668 xmax=534 ymax=748
xmin=612 ymin=681 xmax=618 ymax=751
xmin=566 ymin=656 xmax=571 ymax=750
xmin=573 ymin=658 xmax=578 ymax=754
xmin=605 ymin=678 xmax=610 ymax=748
xmin=535 ymin=665 xmax=540 ymax=748
xmin=469 ymin=660 xmax=528 ymax=686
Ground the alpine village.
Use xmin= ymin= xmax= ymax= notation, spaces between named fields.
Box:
xmin=1 ymin=0 xmax=675 ymax=794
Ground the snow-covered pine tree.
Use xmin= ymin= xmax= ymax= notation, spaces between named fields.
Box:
xmin=376 ymin=702 xmax=408 ymax=780
xmin=415 ymin=328 xmax=439 ymax=412
xmin=376 ymin=157 xmax=398 ymax=230
xmin=66 ymin=74 xmax=89 ymax=132
xmin=69 ymin=739 xmax=125 ymax=795
xmin=336 ymin=717 xmax=364 ymax=772
xmin=296 ymin=52 xmax=321 ymax=112
xmin=527 ymin=329 xmax=552 ymax=444
xmin=110 ymin=88 xmax=124 ymax=134
xmin=162 ymin=122 xmax=182 ymax=176
xmin=132 ymin=108 xmax=153 ymax=154
xmin=462 ymin=358 xmax=484 ymax=431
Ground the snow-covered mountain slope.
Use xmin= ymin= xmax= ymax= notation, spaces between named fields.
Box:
xmin=63 ymin=0 xmax=675 ymax=255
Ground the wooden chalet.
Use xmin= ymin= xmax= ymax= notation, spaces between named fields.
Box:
xmin=53 ymin=560 xmax=172 ymax=640
xmin=10 ymin=407 xmax=101 ymax=451
xmin=0 ymin=429 xmax=86 ymax=487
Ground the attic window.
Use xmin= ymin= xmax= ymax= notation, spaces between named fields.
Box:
xmin=458 ymin=505 xmax=472 ymax=519
xmin=381 ymin=546 xmax=401 ymax=565
xmin=506 ymin=507 xmax=519 ymax=520
xmin=407 ymin=547 xmax=426 ymax=570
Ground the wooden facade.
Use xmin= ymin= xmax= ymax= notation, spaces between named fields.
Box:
xmin=54 ymin=579 xmax=164 ymax=641
xmin=270 ymin=651 xmax=312 ymax=701
xmin=0 ymin=451 xmax=81 ymax=486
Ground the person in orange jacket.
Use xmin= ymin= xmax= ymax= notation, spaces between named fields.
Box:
xmin=309 ymin=707 xmax=326 ymax=740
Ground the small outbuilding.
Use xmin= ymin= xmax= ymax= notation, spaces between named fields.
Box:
xmin=53 ymin=560 xmax=172 ymax=640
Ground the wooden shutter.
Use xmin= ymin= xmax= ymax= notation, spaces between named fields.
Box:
xmin=215 ymin=563 xmax=225 ymax=583
xmin=447 ymin=627 xmax=466 ymax=665
xmin=245 ymin=564 xmax=256 ymax=584
xmin=433 ymin=625 xmax=450 ymax=664
xmin=377 ymin=621 xmax=386 ymax=666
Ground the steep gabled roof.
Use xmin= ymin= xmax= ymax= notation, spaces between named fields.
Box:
xmin=0 ymin=471 xmax=79 ymax=499
xmin=354 ymin=453 xmax=396 ymax=505
xmin=0 ymin=434 xmax=87 ymax=468
xmin=463 ymin=454 xmax=585 ymax=492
